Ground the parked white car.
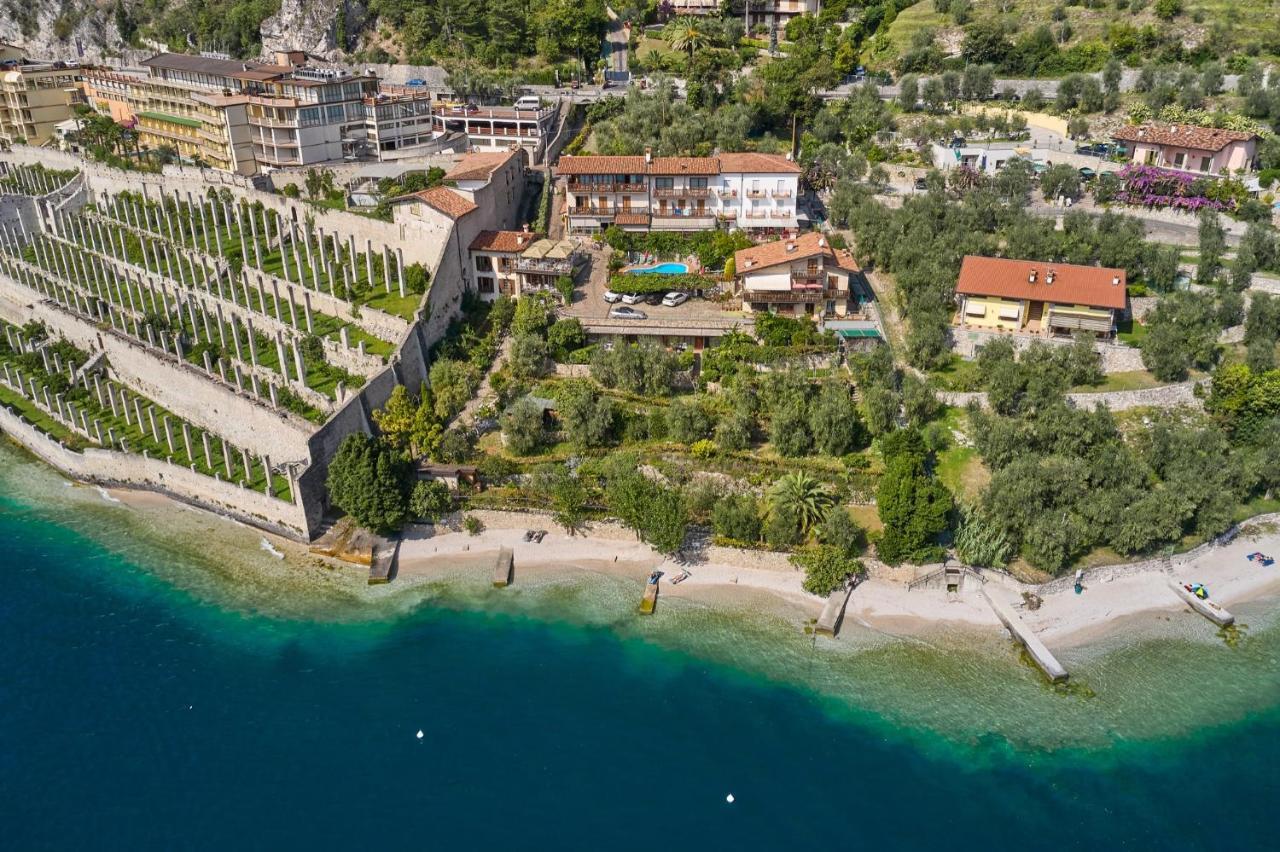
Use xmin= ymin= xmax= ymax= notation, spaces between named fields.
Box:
xmin=609 ymin=306 xmax=647 ymax=320
xmin=602 ymin=290 xmax=622 ymax=303
xmin=621 ymin=292 xmax=645 ymax=305
xmin=661 ymin=292 xmax=689 ymax=307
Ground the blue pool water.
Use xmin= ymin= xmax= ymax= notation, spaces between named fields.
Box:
xmin=628 ymin=262 xmax=689 ymax=275
xmin=1 ymin=443 xmax=1279 ymax=849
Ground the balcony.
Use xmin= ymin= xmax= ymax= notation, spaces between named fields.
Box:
xmin=716 ymin=210 xmax=737 ymax=220
xmin=743 ymin=210 xmax=769 ymax=220
xmin=791 ymin=270 xmax=826 ymax=288
xmin=568 ymin=206 xmax=616 ymax=217
xmin=567 ymin=181 xmax=645 ymax=193
xmin=516 ymin=257 xmax=575 ymax=275
xmin=712 ymin=187 xmax=738 ymax=198
xmin=770 ymin=188 xmax=793 ymax=198
xmin=745 ymin=188 xmax=767 ymax=198
xmin=653 ymin=187 xmax=711 ymax=198
xmin=745 ymin=289 xmax=831 ymax=304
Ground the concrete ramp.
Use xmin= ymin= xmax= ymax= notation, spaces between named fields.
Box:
xmin=815 ymin=584 xmax=855 ymax=637
xmin=981 ymin=590 xmax=1069 ymax=683
xmin=1168 ymin=579 xmax=1234 ymax=626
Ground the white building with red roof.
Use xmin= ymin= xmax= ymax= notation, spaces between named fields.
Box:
xmin=556 ymin=148 xmax=801 ymax=237
xmin=733 ymin=232 xmax=865 ymax=320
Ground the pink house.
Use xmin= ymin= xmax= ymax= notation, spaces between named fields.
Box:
xmin=1113 ymin=123 xmax=1257 ymax=177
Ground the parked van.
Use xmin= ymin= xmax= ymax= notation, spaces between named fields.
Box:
xmin=513 ymin=95 xmax=542 ymax=110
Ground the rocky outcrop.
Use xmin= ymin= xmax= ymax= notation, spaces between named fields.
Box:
xmin=260 ymin=0 xmax=369 ymax=61
xmin=0 ymin=1 xmax=125 ymax=63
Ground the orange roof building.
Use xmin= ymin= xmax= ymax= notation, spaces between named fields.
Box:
xmin=1112 ymin=123 xmax=1258 ymax=177
xmin=557 ymin=149 xmax=802 ymax=236
xmin=734 ymin=233 xmax=867 ymax=321
xmin=954 ymin=255 xmax=1126 ymax=337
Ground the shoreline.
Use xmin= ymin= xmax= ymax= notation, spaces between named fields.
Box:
xmin=50 ymin=467 xmax=1280 ymax=658
xmin=392 ymin=509 xmax=1280 ymax=652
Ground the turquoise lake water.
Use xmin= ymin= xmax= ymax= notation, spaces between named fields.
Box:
xmin=1 ymin=442 xmax=1278 ymax=849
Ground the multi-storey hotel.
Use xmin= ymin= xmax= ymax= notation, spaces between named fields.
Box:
xmin=0 ymin=45 xmax=84 ymax=147
xmin=83 ymin=53 xmax=377 ymax=173
xmin=557 ymin=150 xmax=801 ymax=236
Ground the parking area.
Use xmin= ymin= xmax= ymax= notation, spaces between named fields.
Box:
xmin=558 ymin=245 xmax=752 ymax=347
xmin=563 ymin=247 xmax=741 ymax=324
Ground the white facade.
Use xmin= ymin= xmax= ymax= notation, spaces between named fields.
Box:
xmin=559 ymin=152 xmax=800 ymax=236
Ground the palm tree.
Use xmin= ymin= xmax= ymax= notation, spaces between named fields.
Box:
xmin=667 ymin=17 xmax=706 ymax=59
xmin=767 ymin=473 xmax=834 ymax=538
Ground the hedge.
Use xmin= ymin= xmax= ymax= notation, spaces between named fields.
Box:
xmin=607 ymin=272 xmax=716 ymax=294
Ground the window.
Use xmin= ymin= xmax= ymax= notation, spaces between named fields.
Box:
xmin=477 ymin=277 xmax=495 ymax=294
xmin=1199 ymin=156 xmax=1212 ymax=172
xmin=1172 ymin=152 xmax=1186 ymax=168
xmin=690 ymin=177 xmax=707 ymax=189
xmin=1144 ymin=150 xmax=1157 ymax=165
xmin=475 ymin=255 xmax=493 ymax=272
xmin=654 ymin=177 xmax=673 ymax=189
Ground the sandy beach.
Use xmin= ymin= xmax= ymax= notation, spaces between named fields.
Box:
xmin=393 ymin=510 xmax=1280 ymax=649
xmin=98 ymin=478 xmax=1280 ymax=655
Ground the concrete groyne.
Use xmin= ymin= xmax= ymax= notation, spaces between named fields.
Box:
xmin=981 ymin=590 xmax=1069 ymax=683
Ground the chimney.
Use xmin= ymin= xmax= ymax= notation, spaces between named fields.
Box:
xmin=1028 ymin=268 xmax=1037 ymax=283
xmin=1112 ymin=275 xmax=1121 ymax=285
xmin=1046 ymin=269 xmax=1056 ymax=284
xmin=786 ymin=242 xmax=797 ymax=253
xmin=644 ymin=147 xmax=652 ymax=164
xmin=818 ymin=237 xmax=826 ymax=248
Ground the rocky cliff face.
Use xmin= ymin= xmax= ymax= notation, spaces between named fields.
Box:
xmin=260 ymin=0 xmax=369 ymax=61
xmin=0 ymin=0 xmax=126 ymax=63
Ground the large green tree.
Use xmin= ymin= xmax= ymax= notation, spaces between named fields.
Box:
xmin=326 ymin=434 xmax=413 ymax=533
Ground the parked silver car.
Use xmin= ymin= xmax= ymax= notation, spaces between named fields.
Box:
xmin=608 ymin=306 xmax=647 ymax=320
xmin=661 ymin=292 xmax=689 ymax=307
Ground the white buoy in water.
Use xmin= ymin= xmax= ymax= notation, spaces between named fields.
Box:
xmin=416 ymin=730 xmax=424 ymax=739
xmin=726 ymin=793 xmax=735 ymax=803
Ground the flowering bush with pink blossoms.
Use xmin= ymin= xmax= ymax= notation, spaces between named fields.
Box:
xmin=1109 ymin=164 xmax=1244 ymax=212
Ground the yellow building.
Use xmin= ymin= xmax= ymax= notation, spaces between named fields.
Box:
xmin=82 ymin=67 xmax=256 ymax=175
xmin=955 ymin=256 xmax=1127 ymax=338
xmin=0 ymin=47 xmax=83 ymax=146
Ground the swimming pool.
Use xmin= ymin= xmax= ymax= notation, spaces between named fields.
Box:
xmin=627 ymin=262 xmax=689 ymax=275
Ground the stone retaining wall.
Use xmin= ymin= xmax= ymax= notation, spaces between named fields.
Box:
xmin=939 ymin=379 xmax=1203 ymax=412
xmin=0 ymin=403 xmax=308 ymax=539
xmin=950 ymin=326 xmax=1144 ymax=373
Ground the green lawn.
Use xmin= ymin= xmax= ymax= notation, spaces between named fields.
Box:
xmin=1070 ymin=370 xmax=1166 ymax=393
xmin=1116 ymin=318 xmax=1149 ymax=347
xmin=927 ymin=354 xmax=984 ymax=392
xmin=0 ymin=387 xmax=87 ymax=449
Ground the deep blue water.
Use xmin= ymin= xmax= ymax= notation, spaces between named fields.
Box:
xmin=1 ymin=475 xmax=1279 ymax=849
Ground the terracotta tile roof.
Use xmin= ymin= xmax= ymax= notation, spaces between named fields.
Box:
xmin=445 ymin=149 xmax=522 ymax=182
xmin=613 ymin=212 xmax=651 ymax=225
xmin=406 ymin=186 xmax=478 ymax=219
xmin=648 ymin=157 xmax=720 ymax=175
xmin=555 ymin=153 xmax=801 ymax=176
xmin=469 ymin=229 xmax=543 ymax=253
xmin=734 ymin=232 xmax=849 ymax=273
xmin=955 ymin=256 xmax=1127 ymax=310
xmin=717 ymin=152 xmax=802 ymax=174
xmin=1112 ymin=123 xmax=1256 ymax=152
xmin=555 ymin=156 xmax=647 ymax=176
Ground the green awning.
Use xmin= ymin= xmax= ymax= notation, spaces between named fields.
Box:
xmin=836 ymin=328 xmax=881 ymax=339
xmin=137 ymin=111 xmax=202 ymax=129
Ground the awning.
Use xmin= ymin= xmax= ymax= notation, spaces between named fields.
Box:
xmin=965 ymin=304 xmax=986 ymax=316
xmin=998 ymin=308 xmax=1021 ymax=320
xmin=835 ymin=328 xmax=881 ymax=339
